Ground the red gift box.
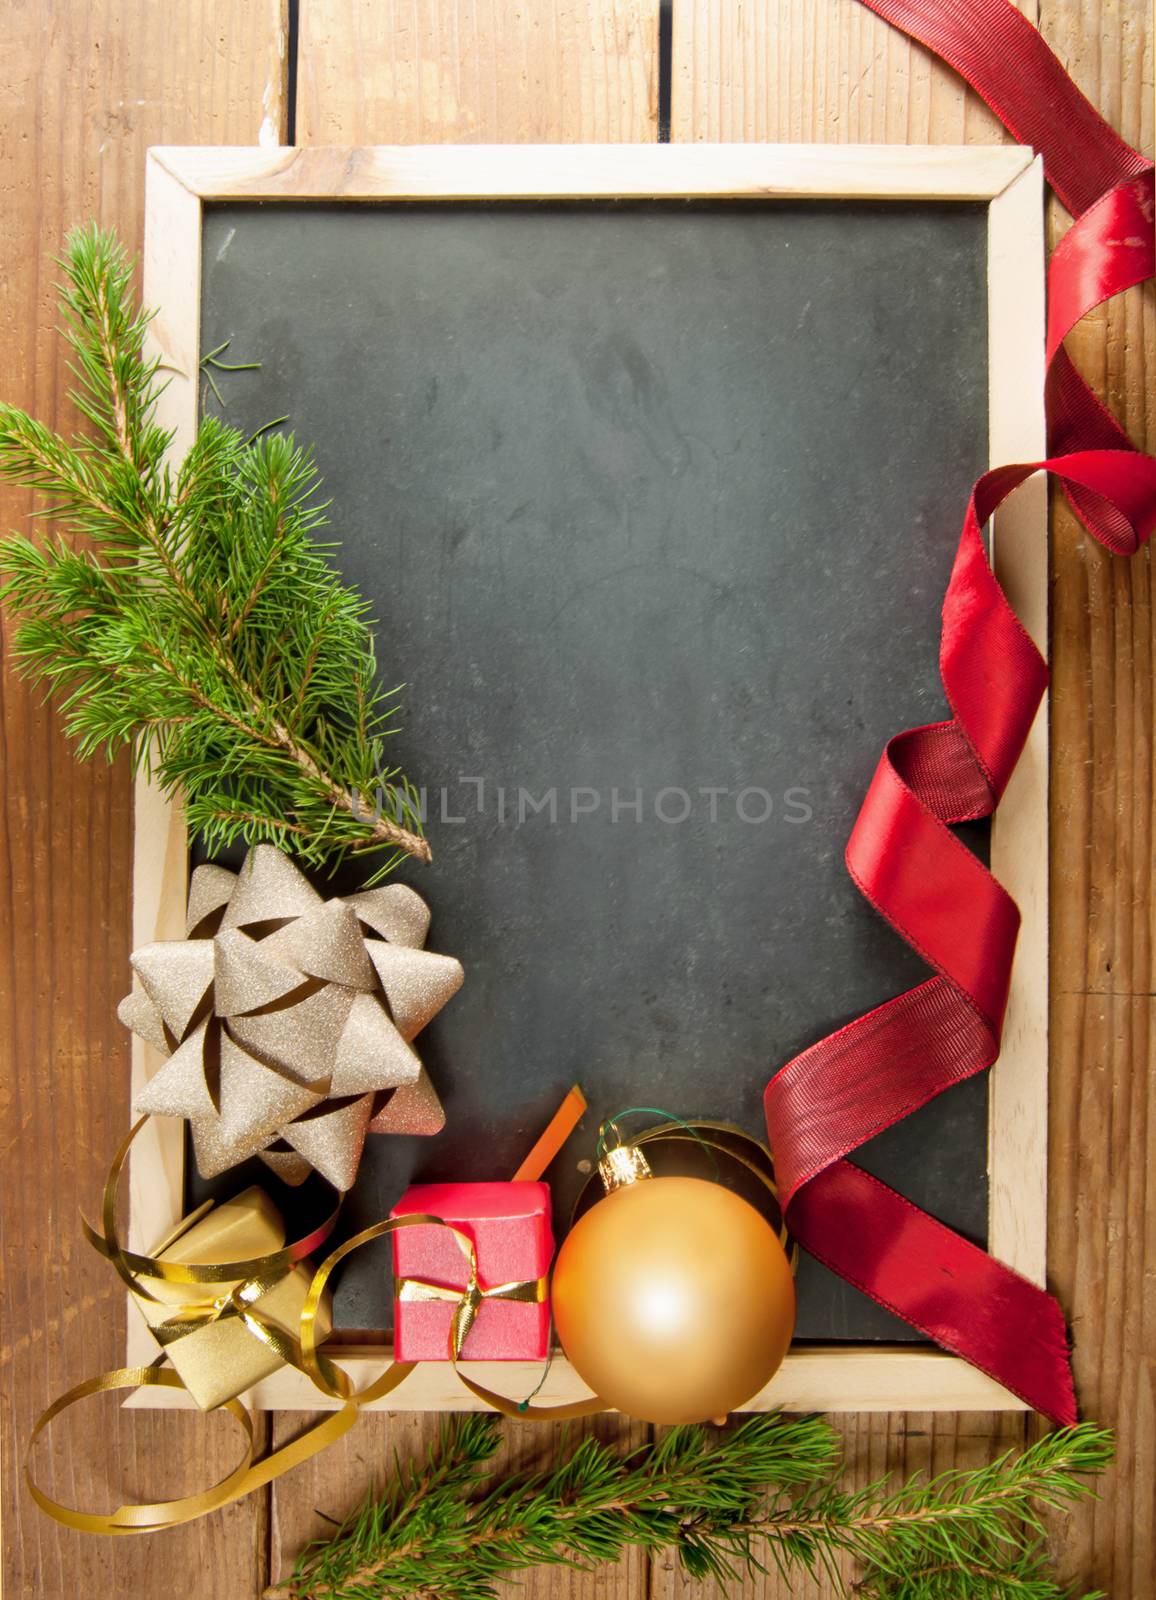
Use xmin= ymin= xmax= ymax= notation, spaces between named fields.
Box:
xmin=391 ymin=1181 xmax=553 ymax=1362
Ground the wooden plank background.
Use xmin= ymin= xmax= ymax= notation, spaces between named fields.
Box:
xmin=0 ymin=2 xmax=1150 ymax=1596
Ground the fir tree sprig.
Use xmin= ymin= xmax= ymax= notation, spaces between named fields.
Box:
xmin=266 ymin=1415 xmax=1110 ymax=1600
xmin=0 ymin=226 xmax=429 ymax=878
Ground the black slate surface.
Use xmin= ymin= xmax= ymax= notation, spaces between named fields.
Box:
xmin=191 ymin=199 xmax=991 ymax=1341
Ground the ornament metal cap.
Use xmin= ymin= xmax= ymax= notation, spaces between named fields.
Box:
xmin=597 ymin=1141 xmax=652 ymax=1193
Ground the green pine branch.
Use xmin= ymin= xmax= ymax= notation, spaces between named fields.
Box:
xmin=0 ymin=225 xmax=429 ymax=878
xmin=265 ymin=1415 xmax=1111 ymax=1600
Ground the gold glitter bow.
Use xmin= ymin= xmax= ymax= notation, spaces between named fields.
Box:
xmin=119 ymin=844 xmax=463 ymax=1190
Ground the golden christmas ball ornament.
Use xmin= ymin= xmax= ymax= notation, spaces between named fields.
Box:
xmin=551 ymin=1115 xmax=796 ymax=1425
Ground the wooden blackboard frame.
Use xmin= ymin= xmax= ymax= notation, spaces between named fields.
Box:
xmin=126 ymin=142 xmax=1047 ymax=1415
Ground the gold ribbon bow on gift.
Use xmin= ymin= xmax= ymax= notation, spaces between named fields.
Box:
xmin=148 ymin=1279 xmax=287 ymax=1347
xmin=295 ymin=1215 xmax=593 ymax=1419
xmin=397 ymin=1264 xmax=549 ymax=1356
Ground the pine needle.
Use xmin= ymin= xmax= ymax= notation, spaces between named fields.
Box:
xmin=0 ymin=225 xmax=429 ymax=879
xmin=265 ymin=1416 xmax=1111 ymax=1600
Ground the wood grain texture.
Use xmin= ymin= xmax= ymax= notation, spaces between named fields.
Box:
xmin=670 ymin=0 xmax=1033 ymax=146
xmin=147 ymin=137 xmax=1035 ymax=199
xmin=0 ymin=4 xmax=286 ymax=1597
xmin=297 ymin=0 xmax=660 ymax=144
xmin=986 ymin=157 xmax=1050 ymax=1288
xmin=1044 ymin=2 xmax=1155 ymax=1594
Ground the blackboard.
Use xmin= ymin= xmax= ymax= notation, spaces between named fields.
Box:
xmin=190 ymin=197 xmax=992 ymax=1342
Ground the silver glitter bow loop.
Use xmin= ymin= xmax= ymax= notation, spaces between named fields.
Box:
xmin=120 ymin=845 xmax=463 ymax=1190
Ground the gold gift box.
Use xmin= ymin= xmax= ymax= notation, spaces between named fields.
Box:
xmin=135 ymin=1187 xmax=332 ymax=1410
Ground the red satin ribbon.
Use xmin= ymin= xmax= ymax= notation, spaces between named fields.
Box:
xmin=764 ymin=0 xmax=1155 ymax=1424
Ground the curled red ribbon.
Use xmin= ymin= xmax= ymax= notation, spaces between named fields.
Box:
xmin=765 ymin=0 xmax=1155 ymax=1424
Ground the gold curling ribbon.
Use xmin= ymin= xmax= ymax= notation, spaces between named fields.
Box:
xmin=27 ymin=1090 xmax=600 ymax=1534
xmin=26 ymin=1117 xmax=360 ymax=1534
xmin=80 ymin=1118 xmax=343 ymax=1303
xmin=27 ymin=1107 xmax=785 ymax=1531
xmin=26 ymin=1368 xmax=257 ymax=1535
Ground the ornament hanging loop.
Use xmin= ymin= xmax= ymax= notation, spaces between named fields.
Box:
xmin=598 ymin=1141 xmax=652 ymax=1192
xmin=596 ymin=1107 xmax=721 ymax=1182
